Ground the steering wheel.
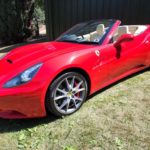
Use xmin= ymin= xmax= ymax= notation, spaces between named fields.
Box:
xmin=76 ymin=35 xmax=85 ymax=41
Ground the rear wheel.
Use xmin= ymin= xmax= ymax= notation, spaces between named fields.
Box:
xmin=46 ymin=72 xmax=88 ymax=117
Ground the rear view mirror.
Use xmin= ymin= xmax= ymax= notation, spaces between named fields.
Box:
xmin=114 ymin=34 xmax=134 ymax=48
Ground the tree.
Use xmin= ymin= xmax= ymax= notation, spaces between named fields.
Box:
xmin=35 ymin=0 xmax=45 ymax=25
xmin=0 ymin=0 xmax=39 ymax=45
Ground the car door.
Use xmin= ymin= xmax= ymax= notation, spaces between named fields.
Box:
xmin=99 ymin=28 xmax=149 ymax=85
xmin=95 ymin=43 xmax=123 ymax=86
xmin=95 ymin=23 xmax=149 ymax=89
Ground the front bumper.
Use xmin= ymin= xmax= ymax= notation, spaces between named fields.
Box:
xmin=0 ymin=86 xmax=46 ymax=119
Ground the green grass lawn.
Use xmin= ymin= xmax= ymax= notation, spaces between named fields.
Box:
xmin=0 ymin=45 xmax=150 ymax=150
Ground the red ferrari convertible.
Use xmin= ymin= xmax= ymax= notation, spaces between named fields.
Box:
xmin=0 ymin=19 xmax=150 ymax=119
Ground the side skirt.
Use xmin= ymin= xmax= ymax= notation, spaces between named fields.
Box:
xmin=91 ymin=65 xmax=149 ymax=95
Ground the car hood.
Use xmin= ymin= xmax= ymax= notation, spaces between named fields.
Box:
xmin=0 ymin=41 xmax=92 ymax=77
xmin=3 ymin=41 xmax=90 ymax=63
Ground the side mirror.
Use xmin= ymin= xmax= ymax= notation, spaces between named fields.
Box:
xmin=114 ymin=34 xmax=134 ymax=48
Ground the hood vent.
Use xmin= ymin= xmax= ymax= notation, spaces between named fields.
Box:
xmin=6 ymin=59 xmax=13 ymax=64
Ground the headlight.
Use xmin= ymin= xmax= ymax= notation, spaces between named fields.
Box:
xmin=4 ymin=63 xmax=42 ymax=88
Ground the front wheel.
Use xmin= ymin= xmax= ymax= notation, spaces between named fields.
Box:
xmin=46 ymin=72 xmax=88 ymax=117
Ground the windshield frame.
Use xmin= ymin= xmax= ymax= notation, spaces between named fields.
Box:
xmin=56 ymin=19 xmax=117 ymax=45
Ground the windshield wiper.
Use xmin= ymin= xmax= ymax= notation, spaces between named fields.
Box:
xmin=78 ymin=41 xmax=98 ymax=44
xmin=57 ymin=40 xmax=79 ymax=43
xmin=57 ymin=40 xmax=98 ymax=45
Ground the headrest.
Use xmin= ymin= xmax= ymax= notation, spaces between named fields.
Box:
xmin=118 ymin=26 xmax=130 ymax=34
xmin=135 ymin=25 xmax=147 ymax=35
xmin=96 ymin=24 xmax=105 ymax=35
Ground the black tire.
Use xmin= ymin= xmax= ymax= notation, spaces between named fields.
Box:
xmin=46 ymin=72 xmax=88 ymax=117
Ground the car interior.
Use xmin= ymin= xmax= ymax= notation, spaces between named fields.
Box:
xmin=82 ymin=24 xmax=148 ymax=43
xmin=82 ymin=24 xmax=105 ymax=42
xmin=112 ymin=25 xmax=148 ymax=42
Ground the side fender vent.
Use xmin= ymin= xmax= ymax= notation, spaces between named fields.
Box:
xmin=6 ymin=59 xmax=13 ymax=64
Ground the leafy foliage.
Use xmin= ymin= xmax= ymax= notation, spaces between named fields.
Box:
xmin=35 ymin=0 xmax=45 ymax=24
xmin=0 ymin=0 xmax=42 ymax=45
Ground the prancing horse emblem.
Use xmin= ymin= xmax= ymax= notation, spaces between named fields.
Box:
xmin=95 ymin=50 xmax=100 ymax=57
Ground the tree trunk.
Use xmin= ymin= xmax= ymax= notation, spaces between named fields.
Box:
xmin=0 ymin=0 xmax=39 ymax=45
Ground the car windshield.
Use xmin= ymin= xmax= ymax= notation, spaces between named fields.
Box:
xmin=56 ymin=20 xmax=115 ymax=44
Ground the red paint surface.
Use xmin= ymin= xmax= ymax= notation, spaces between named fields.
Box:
xmin=0 ymin=20 xmax=150 ymax=119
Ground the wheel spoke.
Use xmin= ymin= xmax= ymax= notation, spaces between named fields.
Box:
xmin=66 ymin=99 xmax=71 ymax=112
xmin=77 ymin=81 xmax=83 ymax=88
xmin=65 ymin=78 xmax=71 ymax=90
xmin=71 ymin=76 xmax=75 ymax=88
xmin=72 ymin=98 xmax=77 ymax=108
xmin=74 ymin=81 xmax=83 ymax=91
xmin=54 ymin=95 xmax=67 ymax=101
xmin=74 ymin=88 xmax=85 ymax=94
xmin=60 ymin=99 xmax=68 ymax=109
xmin=57 ymin=88 xmax=67 ymax=95
xmin=74 ymin=96 xmax=83 ymax=101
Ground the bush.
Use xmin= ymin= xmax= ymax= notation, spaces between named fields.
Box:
xmin=0 ymin=0 xmax=43 ymax=45
xmin=35 ymin=0 xmax=45 ymax=24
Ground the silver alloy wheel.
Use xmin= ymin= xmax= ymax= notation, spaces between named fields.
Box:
xmin=53 ymin=75 xmax=86 ymax=114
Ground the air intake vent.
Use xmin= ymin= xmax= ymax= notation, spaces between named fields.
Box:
xmin=6 ymin=59 xmax=13 ymax=64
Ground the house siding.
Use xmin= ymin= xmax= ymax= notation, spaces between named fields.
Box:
xmin=45 ymin=0 xmax=150 ymax=40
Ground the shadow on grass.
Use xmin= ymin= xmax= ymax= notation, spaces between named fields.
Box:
xmin=0 ymin=114 xmax=59 ymax=133
xmin=0 ymin=67 xmax=149 ymax=133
